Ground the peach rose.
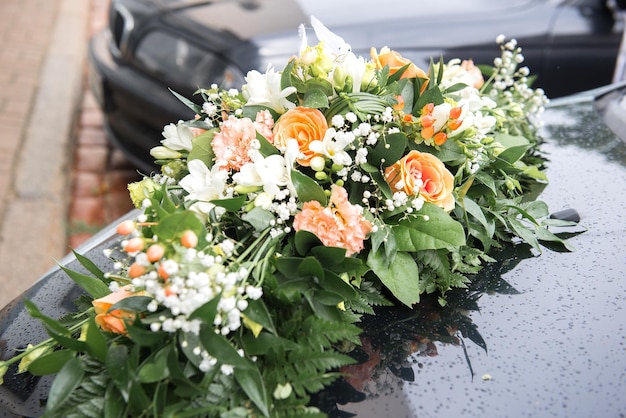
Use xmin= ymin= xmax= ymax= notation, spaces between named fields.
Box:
xmin=384 ymin=150 xmax=455 ymax=211
xmin=92 ymin=288 xmax=138 ymax=335
xmin=370 ymin=47 xmax=429 ymax=82
xmin=272 ymin=107 xmax=328 ymax=167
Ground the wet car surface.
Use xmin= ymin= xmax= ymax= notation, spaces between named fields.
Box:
xmin=88 ymin=0 xmax=624 ymax=172
xmin=1 ymin=81 xmax=626 ymax=417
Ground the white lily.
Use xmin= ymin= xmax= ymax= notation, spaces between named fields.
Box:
xmin=179 ymin=159 xmax=228 ymax=217
xmin=233 ymin=139 xmax=299 ymax=200
xmin=242 ymin=66 xmax=297 ymax=114
xmin=309 ymin=128 xmax=354 ymax=166
xmin=161 ymin=121 xmax=194 ymax=151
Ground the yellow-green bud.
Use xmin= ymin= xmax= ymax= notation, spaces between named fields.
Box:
xmin=315 ymin=171 xmax=328 ymax=181
xmin=128 ymin=177 xmax=159 ymax=208
xmin=150 ymin=146 xmax=182 ymax=160
xmin=18 ymin=344 xmax=49 ymax=373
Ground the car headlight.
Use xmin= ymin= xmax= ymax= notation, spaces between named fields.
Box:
xmin=135 ymin=30 xmax=246 ymax=91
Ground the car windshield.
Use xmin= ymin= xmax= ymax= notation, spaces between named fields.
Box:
xmin=170 ymin=0 xmax=536 ymax=39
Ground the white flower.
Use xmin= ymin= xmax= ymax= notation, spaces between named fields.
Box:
xmin=242 ymin=66 xmax=297 ymax=114
xmin=179 ymin=159 xmax=228 ymax=217
xmin=233 ymin=139 xmax=299 ymax=198
xmin=161 ymin=121 xmax=194 ymax=151
xmin=309 ymin=128 xmax=354 ymax=166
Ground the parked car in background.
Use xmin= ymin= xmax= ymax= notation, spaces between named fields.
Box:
xmin=2 ymin=79 xmax=626 ymax=417
xmin=88 ymin=0 xmax=624 ymax=172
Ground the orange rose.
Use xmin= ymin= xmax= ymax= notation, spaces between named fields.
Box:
xmin=92 ymin=288 xmax=138 ymax=334
xmin=370 ymin=47 xmax=429 ymax=82
xmin=273 ymin=107 xmax=328 ymax=166
xmin=384 ymin=150 xmax=455 ymax=211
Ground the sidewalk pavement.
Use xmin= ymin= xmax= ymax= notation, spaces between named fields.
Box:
xmin=0 ymin=0 xmax=138 ymax=308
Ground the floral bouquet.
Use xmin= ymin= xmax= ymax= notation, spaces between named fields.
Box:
xmin=0 ymin=16 xmax=574 ymax=417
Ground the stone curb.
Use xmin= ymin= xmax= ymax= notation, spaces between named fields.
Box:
xmin=0 ymin=0 xmax=90 ymax=307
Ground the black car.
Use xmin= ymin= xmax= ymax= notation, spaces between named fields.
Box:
xmin=2 ymin=79 xmax=626 ymax=417
xmin=88 ymin=0 xmax=624 ymax=172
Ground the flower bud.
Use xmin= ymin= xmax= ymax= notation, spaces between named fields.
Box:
xmin=128 ymin=178 xmax=159 ymax=209
xmin=150 ymin=146 xmax=182 ymax=160
xmin=181 ymin=230 xmax=198 ymax=248
xmin=310 ymin=156 xmax=326 ymax=172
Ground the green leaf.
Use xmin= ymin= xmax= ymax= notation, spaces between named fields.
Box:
xmin=298 ymin=256 xmax=325 ymax=280
xmin=188 ymin=129 xmax=216 ymax=167
xmin=199 ymin=325 xmax=249 ymax=369
xmin=59 ymin=265 xmax=110 ymax=299
xmin=234 ymin=366 xmax=270 ymax=417
xmin=106 ymin=344 xmax=130 ymax=400
xmin=109 ymin=296 xmax=152 ymax=313
xmin=27 ymin=349 xmax=75 ymax=376
xmin=85 ymin=316 xmax=108 ymax=362
xmin=23 ymin=299 xmax=69 ymax=336
xmin=189 ymin=294 xmax=221 ymax=323
xmin=125 ymin=322 xmax=170 ymax=347
xmin=393 ymin=203 xmax=466 ymax=251
xmin=242 ymin=207 xmax=275 ymax=232
xmin=138 ymin=345 xmax=171 ymax=383
xmin=310 ymin=245 xmax=347 ymax=267
xmin=72 ymin=249 xmax=107 ymax=281
xmin=508 ymin=218 xmax=540 ymax=252
xmin=291 ymin=170 xmax=327 ymax=205
xmin=169 ymin=88 xmax=202 ymax=114
xmin=256 ymin=131 xmax=279 ymax=157
xmin=367 ymin=250 xmax=421 ymax=306
xmin=461 ymin=197 xmax=495 ymax=239
xmin=243 ymin=299 xmax=276 ymax=335
xmin=153 ymin=210 xmax=205 ymax=241
xmin=212 ymin=195 xmax=247 ymax=212
xmin=294 ymin=230 xmax=323 ymax=256
xmin=303 ymin=88 xmax=329 ymax=109
xmin=368 ymin=132 xmax=408 ymax=167
xmin=45 ymin=357 xmax=85 ymax=413
xmin=104 ymin=383 xmax=126 ymax=418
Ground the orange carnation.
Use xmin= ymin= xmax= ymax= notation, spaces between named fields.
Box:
xmin=272 ymin=107 xmax=328 ymax=166
xmin=293 ymin=185 xmax=372 ymax=256
xmin=92 ymin=288 xmax=138 ymax=335
xmin=384 ymin=150 xmax=455 ymax=211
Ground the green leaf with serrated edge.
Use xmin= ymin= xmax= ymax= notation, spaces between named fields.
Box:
xmin=109 ymin=296 xmax=152 ymax=313
xmin=234 ymin=366 xmax=270 ymax=417
xmin=27 ymin=349 xmax=74 ymax=376
xmin=188 ymin=293 xmax=221 ymax=322
xmin=199 ymin=325 xmax=250 ymax=369
xmin=242 ymin=207 xmax=274 ymax=232
xmin=59 ymin=265 xmax=110 ymax=299
xmin=368 ymin=132 xmax=408 ymax=167
xmin=243 ymin=299 xmax=276 ymax=335
xmin=367 ymin=250 xmax=421 ymax=307
xmin=169 ymin=88 xmax=202 ymax=114
xmin=23 ymin=299 xmax=69 ymax=336
xmin=104 ymin=382 xmax=125 ymax=418
xmin=85 ymin=316 xmax=107 ymax=362
xmin=138 ymin=345 xmax=171 ymax=383
xmin=72 ymin=249 xmax=107 ymax=281
xmin=188 ymin=129 xmax=216 ymax=167
xmin=211 ymin=195 xmax=246 ymax=212
xmin=291 ymin=170 xmax=327 ymax=205
xmin=45 ymin=357 xmax=85 ymax=413
xmin=392 ymin=203 xmax=466 ymax=251
xmin=294 ymin=230 xmax=323 ymax=256
xmin=310 ymin=245 xmax=347 ymax=267
xmin=256 ymin=131 xmax=279 ymax=157
xmin=298 ymin=256 xmax=325 ymax=280
xmin=153 ymin=210 xmax=205 ymax=241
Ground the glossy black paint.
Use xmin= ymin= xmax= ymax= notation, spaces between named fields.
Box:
xmin=88 ymin=0 xmax=623 ymax=172
xmin=1 ymin=82 xmax=626 ymax=417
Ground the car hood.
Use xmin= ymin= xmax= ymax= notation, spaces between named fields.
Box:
xmin=1 ymin=82 xmax=626 ymax=416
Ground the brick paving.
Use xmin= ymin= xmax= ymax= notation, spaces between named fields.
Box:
xmin=68 ymin=0 xmax=140 ymax=249
xmin=0 ymin=0 xmax=139 ymax=307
